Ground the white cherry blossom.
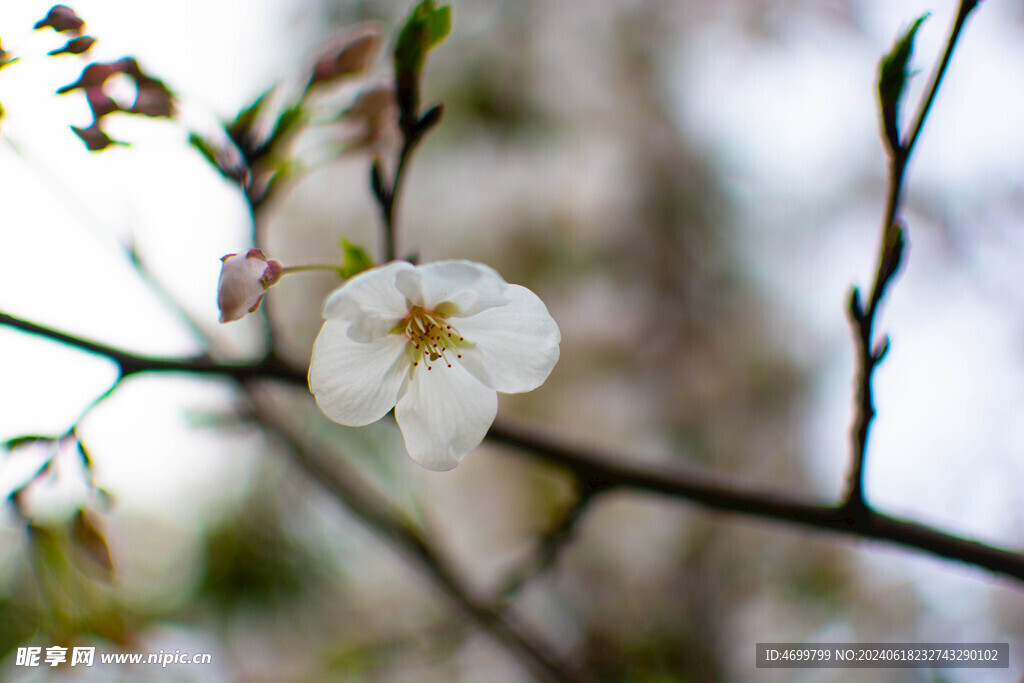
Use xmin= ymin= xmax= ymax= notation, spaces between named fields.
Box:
xmin=308 ymin=260 xmax=560 ymax=470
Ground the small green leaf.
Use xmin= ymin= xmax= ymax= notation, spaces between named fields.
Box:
xmin=417 ymin=103 xmax=443 ymax=133
xmin=230 ymin=89 xmax=271 ymax=140
xmin=393 ymin=0 xmax=451 ymax=123
xmin=877 ymin=14 xmax=928 ymax=152
xmin=370 ymin=159 xmax=387 ymax=203
xmin=76 ymin=440 xmax=92 ymax=467
xmin=339 ymin=238 xmax=374 ymax=278
xmin=267 ymin=103 xmax=305 ymax=149
xmin=189 ymin=131 xmax=250 ymax=183
xmin=3 ymin=435 xmax=53 ymax=450
xmin=394 ymin=1 xmax=430 ymax=87
xmin=425 ymin=5 xmax=451 ymax=48
xmin=189 ymin=132 xmax=220 ymax=169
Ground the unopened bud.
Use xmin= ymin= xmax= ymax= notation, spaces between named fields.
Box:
xmin=34 ymin=5 xmax=85 ymax=34
xmin=47 ymin=35 xmax=95 ymax=56
xmin=217 ymin=249 xmax=283 ymax=322
xmin=309 ymin=23 xmax=385 ymax=87
xmin=344 ymin=83 xmax=401 ymax=168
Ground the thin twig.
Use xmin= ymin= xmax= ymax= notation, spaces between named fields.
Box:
xmin=0 ymin=311 xmax=297 ymax=383
xmin=498 ymin=478 xmax=602 ymax=604
xmin=373 ymin=117 xmax=436 ymax=262
xmin=843 ymin=0 xmax=979 ymax=512
xmin=903 ymin=0 xmax=979 ymax=159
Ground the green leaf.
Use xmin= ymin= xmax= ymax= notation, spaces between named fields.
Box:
xmin=394 ymin=1 xmax=429 ymax=87
xmin=189 ymin=131 xmax=251 ymax=183
xmin=393 ymin=0 xmax=452 ymax=117
xmin=3 ymin=435 xmax=53 ymax=450
xmin=425 ymin=5 xmax=451 ymax=48
xmin=76 ymin=440 xmax=93 ymax=467
xmin=230 ymin=88 xmax=272 ymax=141
xmin=189 ymin=132 xmax=221 ymax=170
xmin=339 ymin=238 xmax=374 ymax=278
xmin=267 ymin=102 xmax=305 ymax=150
xmin=877 ymin=14 xmax=928 ymax=152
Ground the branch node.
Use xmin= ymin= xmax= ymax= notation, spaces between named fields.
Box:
xmin=872 ymin=336 xmax=891 ymax=362
xmin=847 ymin=287 xmax=865 ymax=323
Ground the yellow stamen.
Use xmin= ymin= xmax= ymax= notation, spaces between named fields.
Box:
xmin=393 ymin=304 xmax=472 ymax=373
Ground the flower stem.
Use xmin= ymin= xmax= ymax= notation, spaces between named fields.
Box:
xmin=279 ymin=263 xmax=343 ymax=276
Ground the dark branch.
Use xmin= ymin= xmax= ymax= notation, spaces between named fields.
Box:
xmin=4 ymin=309 xmax=1024 ymax=586
xmin=372 ymin=100 xmax=443 ymax=262
xmin=903 ymin=0 xmax=979 ymax=159
xmin=843 ymin=0 xmax=979 ymax=512
xmin=487 ymin=420 xmax=1024 ymax=584
xmin=0 ymin=311 xmax=299 ymax=383
xmin=3 ymin=307 xmax=581 ymax=680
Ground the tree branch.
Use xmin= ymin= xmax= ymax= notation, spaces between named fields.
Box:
xmin=3 ymin=309 xmax=1023 ymax=586
xmin=843 ymin=0 xmax=979 ymax=512
xmin=371 ymin=105 xmax=442 ymax=263
xmin=0 ymin=311 xmax=298 ymax=383
xmin=486 ymin=420 xmax=1024 ymax=584
xmin=1 ymin=308 xmax=582 ymax=680
xmin=250 ymin=393 xmax=587 ymax=683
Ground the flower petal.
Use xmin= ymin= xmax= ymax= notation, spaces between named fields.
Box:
xmin=395 ymin=260 xmax=510 ymax=317
xmin=395 ymin=363 xmax=497 ymax=470
xmin=308 ymin=319 xmax=409 ymax=426
xmin=456 ymin=284 xmax=561 ymax=394
xmin=323 ymin=261 xmax=413 ymax=341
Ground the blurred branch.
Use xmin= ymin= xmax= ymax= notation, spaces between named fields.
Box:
xmin=486 ymin=420 xmax=1024 ymax=584
xmin=371 ymin=0 xmax=448 ymax=262
xmin=0 ymin=311 xmax=297 ymax=383
xmin=0 ymin=308 xmax=583 ymax=681
xmin=3 ymin=310 xmax=1024 ymax=586
xmin=370 ymin=104 xmax=443 ymax=262
xmin=903 ymin=0 xmax=978 ymax=160
xmin=497 ymin=477 xmax=602 ymax=604
xmin=249 ymin=393 xmax=587 ymax=683
xmin=844 ymin=0 xmax=979 ymax=512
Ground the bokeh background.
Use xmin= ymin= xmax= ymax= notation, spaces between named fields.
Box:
xmin=2 ymin=0 xmax=1024 ymax=680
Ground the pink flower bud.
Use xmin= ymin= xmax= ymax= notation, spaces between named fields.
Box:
xmin=309 ymin=23 xmax=385 ymax=87
xmin=217 ymin=249 xmax=283 ymax=322
xmin=34 ymin=5 xmax=85 ymax=34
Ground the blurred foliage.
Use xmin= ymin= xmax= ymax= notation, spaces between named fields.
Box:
xmin=198 ymin=495 xmax=323 ymax=613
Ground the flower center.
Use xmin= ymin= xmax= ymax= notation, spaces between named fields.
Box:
xmin=395 ymin=305 xmax=471 ymax=372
